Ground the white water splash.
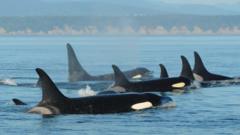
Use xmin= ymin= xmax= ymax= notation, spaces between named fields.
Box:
xmin=190 ymin=80 xmax=202 ymax=89
xmin=213 ymin=78 xmax=240 ymax=87
xmin=78 ymin=85 xmax=97 ymax=97
xmin=0 ymin=79 xmax=17 ymax=86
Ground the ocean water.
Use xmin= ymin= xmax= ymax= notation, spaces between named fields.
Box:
xmin=0 ymin=36 xmax=240 ymax=134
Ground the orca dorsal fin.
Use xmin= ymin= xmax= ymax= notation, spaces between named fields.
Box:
xmin=36 ymin=68 xmax=67 ymax=104
xmin=159 ymin=64 xmax=169 ymax=78
xmin=67 ymin=43 xmax=91 ymax=82
xmin=180 ymin=56 xmax=194 ymax=81
xmin=193 ymin=51 xmax=209 ymax=75
xmin=12 ymin=98 xmax=27 ymax=105
xmin=112 ymin=65 xmax=130 ymax=86
xmin=193 ymin=51 xmax=232 ymax=81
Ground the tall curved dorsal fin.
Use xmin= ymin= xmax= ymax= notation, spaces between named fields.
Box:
xmin=159 ymin=64 xmax=169 ymax=78
xmin=36 ymin=68 xmax=68 ymax=104
xmin=112 ymin=65 xmax=129 ymax=86
xmin=180 ymin=56 xmax=194 ymax=81
xmin=193 ymin=51 xmax=232 ymax=81
xmin=67 ymin=43 xmax=91 ymax=82
xmin=193 ymin=51 xmax=209 ymax=75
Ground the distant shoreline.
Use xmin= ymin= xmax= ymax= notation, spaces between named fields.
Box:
xmin=0 ymin=25 xmax=240 ymax=36
xmin=1 ymin=16 xmax=240 ymax=36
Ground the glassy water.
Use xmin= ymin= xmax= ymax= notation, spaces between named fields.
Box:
xmin=0 ymin=36 xmax=239 ymax=134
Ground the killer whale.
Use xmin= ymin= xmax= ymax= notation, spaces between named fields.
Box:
xmin=28 ymin=68 xmax=171 ymax=115
xmin=179 ymin=55 xmax=240 ymax=88
xmin=159 ymin=64 xmax=169 ymax=78
xmin=193 ymin=51 xmax=233 ymax=81
xmin=158 ymin=56 xmax=220 ymax=89
xmin=67 ymin=43 xmax=151 ymax=82
xmin=111 ymin=65 xmax=190 ymax=92
xmin=180 ymin=55 xmax=210 ymax=88
xmin=161 ymin=53 xmax=233 ymax=82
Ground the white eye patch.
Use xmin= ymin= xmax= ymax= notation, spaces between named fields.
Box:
xmin=132 ymin=74 xmax=142 ymax=79
xmin=171 ymin=82 xmax=185 ymax=88
xmin=131 ymin=101 xmax=153 ymax=110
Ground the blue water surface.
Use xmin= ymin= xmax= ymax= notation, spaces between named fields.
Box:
xmin=0 ymin=36 xmax=239 ymax=135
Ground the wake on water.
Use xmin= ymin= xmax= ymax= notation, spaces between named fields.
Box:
xmin=206 ymin=78 xmax=240 ymax=87
xmin=188 ymin=78 xmax=240 ymax=89
xmin=78 ymin=85 xmax=97 ymax=97
xmin=0 ymin=79 xmax=17 ymax=86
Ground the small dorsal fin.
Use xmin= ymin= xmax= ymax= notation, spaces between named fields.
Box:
xmin=12 ymin=98 xmax=27 ymax=105
xmin=193 ymin=51 xmax=209 ymax=75
xmin=67 ymin=43 xmax=91 ymax=82
xmin=159 ymin=64 xmax=169 ymax=78
xmin=180 ymin=56 xmax=194 ymax=81
xmin=36 ymin=68 xmax=67 ymax=104
xmin=112 ymin=65 xmax=130 ymax=86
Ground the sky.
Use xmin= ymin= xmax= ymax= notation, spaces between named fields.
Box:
xmin=159 ymin=0 xmax=240 ymax=5
xmin=1 ymin=0 xmax=240 ymax=16
xmin=44 ymin=0 xmax=240 ymax=5
xmin=54 ymin=0 xmax=240 ymax=5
